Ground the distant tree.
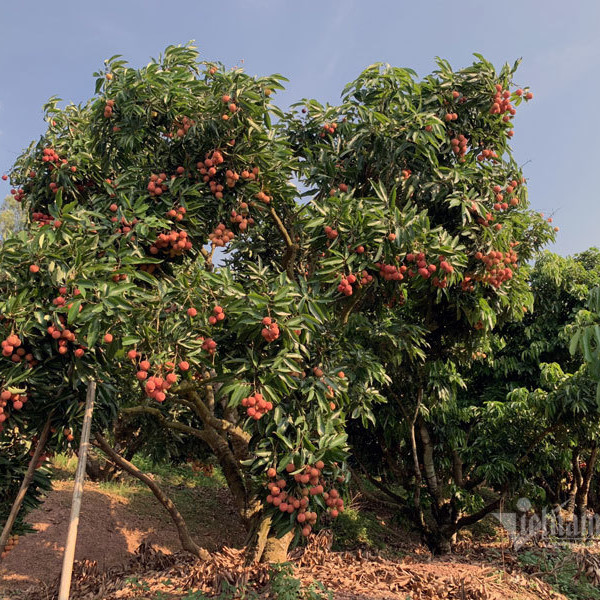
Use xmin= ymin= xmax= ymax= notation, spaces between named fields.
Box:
xmin=0 ymin=196 xmax=24 ymax=243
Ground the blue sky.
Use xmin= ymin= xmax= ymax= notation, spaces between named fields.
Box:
xmin=1 ymin=0 xmax=598 ymax=256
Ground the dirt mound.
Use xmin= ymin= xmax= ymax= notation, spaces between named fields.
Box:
xmin=0 ymin=479 xmax=245 ymax=597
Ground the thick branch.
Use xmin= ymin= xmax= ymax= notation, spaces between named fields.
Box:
xmin=452 ymin=450 xmax=464 ymax=488
xmin=340 ymin=284 xmax=369 ymax=325
xmin=352 ymin=454 xmax=405 ymax=504
xmin=408 ymin=389 xmax=425 ymax=527
xmin=267 ymin=206 xmax=298 ymax=279
xmin=94 ymin=433 xmax=209 ymax=560
xmin=456 ymin=495 xmax=504 ymax=529
xmin=120 ymin=406 xmax=211 ymax=443
xmin=188 ymin=389 xmax=251 ymax=445
xmin=418 ymin=420 xmax=442 ymax=505
xmin=348 ymin=466 xmax=405 ymax=510
xmin=268 ymin=206 xmax=293 ymax=248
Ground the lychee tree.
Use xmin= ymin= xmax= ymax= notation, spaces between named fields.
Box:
xmin=0 ymin=44 xmax=372 ymax=562
xmin=282 ymin=56 xmax=556 ymax=552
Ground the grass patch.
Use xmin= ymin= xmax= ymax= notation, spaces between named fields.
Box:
xmin=50 ymin=452 xmax=78 ymax=479
xmin=328 ymin=507 xmax=386 ymax=551
xmin=518 ymin=546 xmax=600 ymax=600
xmin=98 ymin=479 xmax=145 ymax=498
xmin=131 ymin=454 xmax=227 ymax=490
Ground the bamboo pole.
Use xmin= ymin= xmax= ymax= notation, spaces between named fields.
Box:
xmin=57 ymin=380 xmax=96 ymax=600
xmin=0 ymin=415 xmax=53 ymax=558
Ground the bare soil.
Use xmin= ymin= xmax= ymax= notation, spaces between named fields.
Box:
xmin=0 ymin=479 xmax=245 ymax=597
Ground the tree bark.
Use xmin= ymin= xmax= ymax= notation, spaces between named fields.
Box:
xmin=408 ymin=390 xmax=425 ymax=528
xmin=263 ymin=531 xmax=294 ymax=563
xmin=94 ymin=433 xmax=210 ymax=561
xmin=418 ymin=420 xmax=442 ymax=505
xmin=567 ymin=448 xmax=580 ymax=516
xmin=576 ymin=444 xmax=598 ymax=519
xmin=245 ymin=514 xmax=293 ymax=563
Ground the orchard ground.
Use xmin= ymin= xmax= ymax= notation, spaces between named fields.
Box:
xmin=1 ymin=454 xmax=599 ymax=600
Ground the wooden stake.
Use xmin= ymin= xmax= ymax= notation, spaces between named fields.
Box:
xmin=57 ymin=380 xmax=96 ymax=600
xmin=0 ymin=415 xmax=53 ymax=558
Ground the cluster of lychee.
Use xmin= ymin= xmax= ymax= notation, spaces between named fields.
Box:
xmin=473 ymin=248 xmax=518 ymax=288
xmin=200 ymin=337 xmax=217 ymax=355
xmin=241 ymin=392 xmax=273 ymax=420
xmin=130 ymin=353 xmax=180 ymax=403
xmin=320 ymin=122 xmax=338 ymax=137
xmin=450 ymin=134 xmax=469 ymax=159
xmin=111 ymin=270 xmax=128 ymax=282
xmin=489 ymin=84 xmax=517 ymax=116
xmin=31 ymin=212 xmax=55 ymax=227
xmin=328 ymin=182 xmax=349 ymax=197
xmin=41 ymin=147 xmax=61 ymax=164
xmin=112 ymin=215 xmax=139 ymax=236
xmin=474 ymin=210 xmax=500 ymax=230
xmin=476 ymin=148 xmax=499 ymax=162
xmin=261 ymin=316 xmax=280 ymax=342
xmin=172 ymin=115 xmax=195 ymax=138
xmin=197 ymin=150 xmax=226 ymax=199
xmin=47 ymin=321 xmax=84 ymax=357
xmin=377 ymin=263 xmax=406 ymax=282
xmin=461 ymin=276 xmax=475 ymax=292
xmin=359 ymin=270 xmax=374 ymax=286
xmin=103 ymin=99 xmax=115 ymax=118
xmin=138 ymin=264 xmax=157 ymax=274
xmin=149 ymin=230 xmax=192 ymax=257
xmin=48 ymin=181 xmax=63 ymax=195
xmin=166 ymin=206 xmax=187 ymax=222
xmin=208 ymin=305 xmax=225 ymax=325
xmin=254 ymin=190 xmax=272 ymax=204
xmin=220 ymin=94 xmax=238 ymax=120
xmin=147 ymin=173 xmax=169 ymax=197
xmin=0 ymin=388 xmax=28 ymax=430
xmin=265 ymin=460 xmax=345 ymax=537
xmin=337 ymin=273 xmax=357 ymax=296
xmin=10 ymin=187 xmax=26 ymax=202
xmin=1 ymin=334 xmax=33 ymax=367
xmin=208 ymin=223 xmax=235 ymax=247
xmin=229 ymin=202 xmax=254 ymax=232
xmin=323 ymin=225 xmax=339 ymax=240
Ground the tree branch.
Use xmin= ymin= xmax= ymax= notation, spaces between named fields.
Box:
xmin=352 ymin=453 xmax=405 ymax=504
xmin=418 ymin=419 xmax=442 ymax=505
xmin=120 ymin=406 xmax=211 ymax=443
xmin=456 ymin=495 xmax=504 ymax=529
xmin=94 ymin=433 xmax=209 ymax=560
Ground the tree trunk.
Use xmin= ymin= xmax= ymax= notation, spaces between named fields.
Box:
xmin=567 ymin=448 xmax=581 ymax=516
xmin=245 ymin=514 xmax=293 ymax=563
xmin=94 ymin=433 xmax=210 ymax=561
xmin=408 ymin=390 xmax=425 ymax=528
xmin=418 ymin=421 xmax=442 ymax=505
xmin=576 ymin=445 xmax=598 ymax=519
xmin=424 ymin=503 xmax=458 ymax=555
xmin=425 ymin=528 xmax=456 ymax=554
xmin=263 ymin=531 xmax=294 ymax=563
